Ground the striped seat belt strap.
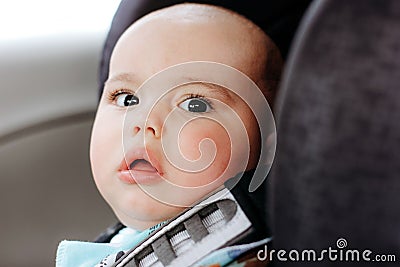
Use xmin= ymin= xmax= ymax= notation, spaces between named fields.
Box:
xmin=113 ymin=188 xmax=253 ymax=267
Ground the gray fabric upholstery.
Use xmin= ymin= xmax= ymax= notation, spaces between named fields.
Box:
xmin=270 ymin=0 xmax=400 ymax=265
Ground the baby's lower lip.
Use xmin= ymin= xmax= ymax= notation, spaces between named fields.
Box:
xmin=118 ymin=170 xmax=162 ymax=185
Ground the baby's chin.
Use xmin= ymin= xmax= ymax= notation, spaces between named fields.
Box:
xmin=114 ymin=204 xmax=187 ymax=231
xmin=110 ymin=177 xmax=231 ymax=230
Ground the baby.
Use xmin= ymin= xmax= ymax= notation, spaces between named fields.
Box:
xmin=57 ymin=3 xmax=282 ymax=267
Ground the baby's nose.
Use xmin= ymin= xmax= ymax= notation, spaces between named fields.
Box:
xmin=132 ymin=123 xmax=160 ymax=138
xmin=129 ymin=99 xmax=170 ymax=139
xmin=132 ymin=112 xmax=163 ymax=139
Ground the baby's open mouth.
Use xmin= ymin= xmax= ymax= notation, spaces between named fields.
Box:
xmin=129 ymin=159 xmax=158 ymax=173
xmin=118 ymin=148 xmax=163 ymax=185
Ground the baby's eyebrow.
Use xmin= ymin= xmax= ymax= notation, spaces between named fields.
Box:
xmin=105 ymin=72 xmax=139 ymax=86
xmin=189 ymin=82 xmax=234 ymax=102
xmin=106 ymin=73 xmax=234 ymax=101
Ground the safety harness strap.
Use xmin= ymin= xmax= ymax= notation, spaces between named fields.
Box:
xmin=113 ymin=188 xmax=252 ymax=267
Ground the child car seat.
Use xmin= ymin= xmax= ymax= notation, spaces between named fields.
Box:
xmin=270 ymin=0 xmax=400 ymax=266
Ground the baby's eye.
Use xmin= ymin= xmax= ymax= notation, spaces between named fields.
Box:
xmin=115 ymin=93 xmax=139 ymax=107
xmin=179 ymin=97 xmax=212 ymax=113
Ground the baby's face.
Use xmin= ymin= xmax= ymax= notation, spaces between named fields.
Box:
xmin=90 ymin=9 xmax=265 ymax=230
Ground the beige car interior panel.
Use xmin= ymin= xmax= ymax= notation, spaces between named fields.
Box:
xmin=0 ymin=32 xmax=116 ymax=267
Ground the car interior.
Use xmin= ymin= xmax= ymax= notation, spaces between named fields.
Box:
xmin=1 ymin=0 xmax=399 ymax=266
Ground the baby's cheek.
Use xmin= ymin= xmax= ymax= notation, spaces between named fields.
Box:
xmin=90 ymin=109 xmax=124 ymax=182
xmin=178 ymin=119 xmax=231 ymax=182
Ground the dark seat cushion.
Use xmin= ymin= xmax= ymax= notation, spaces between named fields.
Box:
xmin=270 ymin=0 xmax=400 ymax=265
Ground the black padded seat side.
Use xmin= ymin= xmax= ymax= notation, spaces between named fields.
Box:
xmin=270 ymin=0 xmax=400 ymax=265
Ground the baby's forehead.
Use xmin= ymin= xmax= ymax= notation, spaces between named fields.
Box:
xmin=119 ymin=3 xmax=265 ymax=47
xmin=109 ymin=4 xmax=278 ymax=101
